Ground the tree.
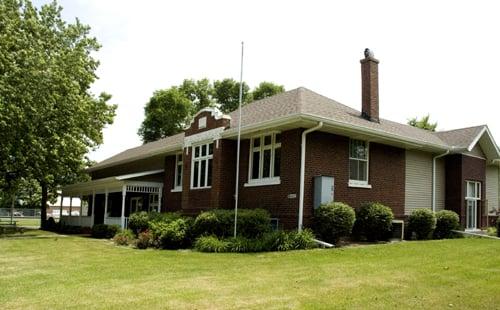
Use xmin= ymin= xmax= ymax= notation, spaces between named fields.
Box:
xmin=0 ymin=0 xmax=116 ymax=227
xmin=408 ymin=115 xmax=438 ymax=131
xmin=138 ymin=88 xmax=192 ymax=143
xmin=252 ymin=81 xmax=285 ymax=101
xmin=178 ymin=78 xmax=214 ymax=112
xmin=213 ymin=78 xmax=251 ymax=113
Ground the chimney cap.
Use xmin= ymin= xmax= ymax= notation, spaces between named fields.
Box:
xmin=364 ymin=48 xmax=374 ymax=58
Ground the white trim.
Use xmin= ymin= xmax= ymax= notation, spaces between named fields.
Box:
xmin=170 ymin=188 xmax=183 ymax=193
xmin=187 ymin=107 xmax=231 ymax=128
xmin=461 ymin=153 xmax=486 ymax=160
xmin=173 ymin=152 xmax=183 ymax=191
xmin=244 ymin=178 xmax=281 ymax=187
xmin=184 ymin=127 xmax=225 ymax=148
xmin=348 ymin=181 xmax=372 ymax=189
xmin=116 ymin=169 xmax=164 ymax=180
xmin=248 ymin=132 xmax=282 ymax=182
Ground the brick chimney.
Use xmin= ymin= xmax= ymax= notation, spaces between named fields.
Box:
xmin=360 ymin=48 xmax=379 ymax=122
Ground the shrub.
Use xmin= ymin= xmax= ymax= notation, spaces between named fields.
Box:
xmin=355 ymin=202 xmax=394 ymax=241
xmin=113 ymin=229 xmax=135 ymax=246
xmin=314 ymin=202 xmax=355 ymax=243
xmin=45 ymin=217 xmax=58 ymax=231
xmin=150 ymin=218 xmax=192 ymax=249
xmin=148 ymin=212 xmax=183 ymax=224
xmin=433 ymin=210 xmax=460 ymax=239
xmin=194 ymin=235 xmax=230 ymax=252
xmin=91 ymin=224 xmax=120 ymax=239
xmin=408 ymin=209 xmax=436 ymax=240
xmin=193 ymin=208 xmax=271 ymax=238
xmin=289 ymin=229 xmax=317 ymax=250
xmin=128 ymin=212 xmax=150 ymax=235
xmin=136 ymin=230 xmax=153 ymax=249
xmin=497 ymin=217 xmax=500 ymax=238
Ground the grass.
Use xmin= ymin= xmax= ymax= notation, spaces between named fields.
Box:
xmin=0 ymin=218 xmax=40 ymax=227
xmin=0 ymin=231 xmax=499 ymax=309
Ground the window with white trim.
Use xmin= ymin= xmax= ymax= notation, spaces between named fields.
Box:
xmin=173 ymin=153 xmax=183 ymax=190
xmin=249 ymin=133 xmax=281 ymax=182
xmin=465 ymin=181 xmax=481 ymax=230
xmin=349 ymin=139 xmax=369 ymax=184
xmin=191 ymin=142 xmax=213 ymax=189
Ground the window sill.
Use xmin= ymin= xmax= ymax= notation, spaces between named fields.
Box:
xmin=348 ymin=181 xmax=372 ymax=189
xmin=244 ymin=178 xmax=281 ymax=187
xmin=190 ymin=186 xmax=212 ymax=190
xmin=171 ymin=188 xmax=182 ymax=193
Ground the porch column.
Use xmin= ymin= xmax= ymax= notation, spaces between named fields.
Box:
xmin=121 ymin=185 xmax=126 ymax=229
xmin=158 ymin=186 xmax=163 ymax=213
xmin=59 ymin=195 xmax=63 ymax=222
xmin=91 ymin=190 xmax=96 ymax=226
xmin=104 ymin=189 xmax=109 ymax=225
xmin=69 ymin=197 xmax=73 ymax=217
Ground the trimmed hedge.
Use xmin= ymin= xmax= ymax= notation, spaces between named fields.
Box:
xmin=128 ymin=212 xmax=150 ymax=235
xmin=314 ymin=202 xmax=355 ymax=243
xmin=113 ymin=229 xmax=135 ymax=246
xmin=91 ymin=224 xmax=120 ymax=239
xmin=354 ymin=202 xmax=394 ymax=241
xmin=193 ymin=208 xmax=271 ymax=238
xmin=497 ymin=217 xmax=500 ymax=238
xmin=433 ymin=210 xmax=460 ymax=239
xmin=408 ymin=209 xmax=436 ymax=240
xmin=194 ymin=229 xmax=316 ymax=253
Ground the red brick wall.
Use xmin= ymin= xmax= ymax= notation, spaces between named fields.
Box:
xmin=446 ymin=154 xmax=486 ymax=228
xmin=305 ymin=132 xmax=406 ymax=226
xmin=237 ymin=129 xmax=302 ymax=229
xmin=162 ymin=155 xmax=182 ymax=212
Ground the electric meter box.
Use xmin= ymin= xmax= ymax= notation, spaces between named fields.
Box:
xmin=313 ymin=176 xmax=334 ymax=209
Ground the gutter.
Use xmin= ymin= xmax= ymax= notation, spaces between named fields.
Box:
xmin=298 ymin=121 xmax=323 ymax=232
xmin=432 ymin=150 xmax=450 ymax=212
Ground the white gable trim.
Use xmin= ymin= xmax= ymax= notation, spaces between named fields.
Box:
xmin=466 ymin=126 xmax=500 ymax=160
xmin=187 ymin=107 xmax=231 ymax=128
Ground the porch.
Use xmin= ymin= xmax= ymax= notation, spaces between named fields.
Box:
xmin=60 ymin=170 xmax=164 ymax=229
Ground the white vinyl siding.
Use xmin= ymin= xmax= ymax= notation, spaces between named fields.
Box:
xmin=486 ymin=166 xmax=499 ymax=215
xmin=435 ymin=158 xmax=446 ymax=211
xmin=405 ymin=150 xmax=433 ymax=215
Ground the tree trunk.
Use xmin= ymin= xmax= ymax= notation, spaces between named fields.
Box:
xmin=40 ymin=182 xmax=48 ymax=229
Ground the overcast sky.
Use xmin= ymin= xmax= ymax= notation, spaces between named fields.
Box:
xmin=35 ymin=0 xmax=500 ymax=162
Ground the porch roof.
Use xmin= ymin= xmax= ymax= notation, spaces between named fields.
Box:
xmin=62 ymin=169 xmax=164 ymax=196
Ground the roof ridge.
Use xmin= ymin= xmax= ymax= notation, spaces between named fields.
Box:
xmin=434 ymin=124 xmax=486 ymax=134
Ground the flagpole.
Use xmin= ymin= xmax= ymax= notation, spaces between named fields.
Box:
xmin=234 ymin=41 xmax=244 ymax=238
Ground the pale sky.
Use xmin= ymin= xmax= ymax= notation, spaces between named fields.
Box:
xmin=35 ymin=0 xmax=500 ymax=162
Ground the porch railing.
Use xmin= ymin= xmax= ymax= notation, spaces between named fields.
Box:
xmin=104 ymin=217 xmax=129 ymax=229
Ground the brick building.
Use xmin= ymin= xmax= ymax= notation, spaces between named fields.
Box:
xmin=61 ymin=50 xmax=500 ymax=231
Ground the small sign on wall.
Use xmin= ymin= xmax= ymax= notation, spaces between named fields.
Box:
xmin=287 ymin=193 xmax=297 ymax=199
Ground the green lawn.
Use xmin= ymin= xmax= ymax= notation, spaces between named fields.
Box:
xmin=0 ymin=231 xmax=499 ymax=309
xmin=0 ymin=218 xmax=40 ymax=227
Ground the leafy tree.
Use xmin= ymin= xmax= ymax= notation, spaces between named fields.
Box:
xmin=252 ymin=81 xmax=285 ymax=101
xmin=213 ymin=78 xmax=251 ymax=113
xmin=0 ymin=0 xmax=116 ymax=227
xmin=138 ymin=88 xmax=192 ymax=143
xmin=178 ymin=78 xmax=214 ymax=111
xmin=408 ymin=115 xmax=437 ymax=131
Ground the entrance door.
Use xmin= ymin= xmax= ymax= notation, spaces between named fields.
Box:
xmin=130 ymin=197 xmax=143 ymax=215
xmin=465 ymin=181 xmax=481 ymax=230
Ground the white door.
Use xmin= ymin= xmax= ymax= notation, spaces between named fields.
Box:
xmin=465 ymin=181 xmax=481 ymax=230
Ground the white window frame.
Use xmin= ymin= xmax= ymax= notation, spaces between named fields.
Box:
xmin=172 ymin=153 xmax=183 ymax=192
xmin=191 ymin=142 xmax=213 ymax=189
xmin=465 ymin=180 xmax=481 ymax=230
xmin=245 ymin=132 xmax=281 ymax=187
xmin=348 ymin=139 xmax=371 ymax=188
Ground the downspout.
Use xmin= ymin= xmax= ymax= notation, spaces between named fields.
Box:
xmin=298 ymin=122 xmax=323 ymax=232
xmin=432 ymin=150 xmax=450 ymax=212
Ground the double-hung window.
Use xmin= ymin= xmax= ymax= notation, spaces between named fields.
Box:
xmin=191 ymin=142 xmax=213 ymax=189
xmin=465 ymin=181 xmax=481 ymax=230
xmin=349 ymin=139 xmax=369 ymax=186
xmin=248 ymin=133 xmax=281 ymax=185
xmin=173 ymin=153 xmax=183 ymax=191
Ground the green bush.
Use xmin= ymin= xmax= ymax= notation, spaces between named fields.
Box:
xmin=433 ymin=210 xmax=460 ymax=239
xmin=355 ymin=202 xmax=394 ymax=241
xmin=314 ymin=202 xmax=355 ymax=243
xmin=497 ymin=217 xmax=500 ymax=238
xmin=408 ymin=209 xmax=436 ymax=240
xmin=193 ymin=208 xmax=271 ymax=238
xmin=136 ymin=230 xmax=153 ymax=249
xmin=91 ymin=224 xmax=120 ymax=239
xmin=150 ymin=218 xmax=192 ymax=249
xmin=289 ymin=229 xmax=317 ymax=250
xmin=194 ymin=235 xmax=230 ymax=252
xmin=148 ymin=212 xmax=182 ymax=224
xmin=113 ymin=229 xmax=135 ymax=246
xmin=128 ymin=212 xmax=150 ymax=235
